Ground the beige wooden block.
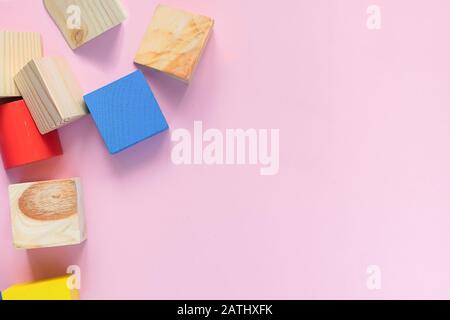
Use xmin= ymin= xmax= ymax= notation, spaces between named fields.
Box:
xmin=0 ymin=31 xmax=42 ymax=97
xmin=14 ymin=57 xmax=88 ymax=134
xmin=134 ymin=5 xmax=214 ymax=82
xmin=9 ymin=178 xmax=86 ymax=250
xmin=44 ymin=0 xmax=127 ymax=49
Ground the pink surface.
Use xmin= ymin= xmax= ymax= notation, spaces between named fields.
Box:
xmin=1 ymin=0 xmax=450 ymax=299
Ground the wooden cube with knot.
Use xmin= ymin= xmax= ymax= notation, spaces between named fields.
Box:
xmin=8 ymin=178 xmax=86 ymax=249
xmin=44 ymin=0 xmax=127 ymax=49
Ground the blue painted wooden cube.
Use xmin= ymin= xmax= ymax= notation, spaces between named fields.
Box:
xmin=84 ymin=70 xmax=168 ymax=154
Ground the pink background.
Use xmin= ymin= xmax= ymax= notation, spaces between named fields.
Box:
xmin=1 ymin=0 xmax=450 ymax=299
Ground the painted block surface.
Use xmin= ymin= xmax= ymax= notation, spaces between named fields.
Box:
xmin=1 ymin=275 xmax=78 ymax=300
xmin=84 ymin=70 xmax=168 ymax=154
xmin=0 ymin=99 xmax=63 ymax=169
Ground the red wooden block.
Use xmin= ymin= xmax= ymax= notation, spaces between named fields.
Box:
xmin=0 ymin=99 xmax=63 ymax=169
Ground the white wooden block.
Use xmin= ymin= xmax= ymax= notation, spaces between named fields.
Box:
xmin=9 ymin=178 xmax=86 ymax=249
xmin=14 ymin=57 xmax=88 ymax=134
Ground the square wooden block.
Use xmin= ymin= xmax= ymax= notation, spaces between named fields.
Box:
xmin=9 ymin=178 xmax=86 ymax=249
xmin=44 ymin=0 xmax=127 ymax=49
xmin=134 ymin=5 xmax=214 ymax=82
xmin=0 ymin=31 xmax=42 ymax=97
xmin=84 ymin=70 xmax=168 ymax=154
xmin=14 ymin=57 xmax=88 ymax=134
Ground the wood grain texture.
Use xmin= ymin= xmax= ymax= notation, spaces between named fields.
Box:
xmin=14 ymin=57 xmax=88 ymax=134
xmin=9 ymin=178 xmax=86 ymax=249
xmin=44 ymin=0 xmax=127 ymax=49
xmin=0 ymin=31 xmax=42 ymax=97
xmin=134 ymin=5 xmax=214 ymax=82
xmin=18 ymin=180 xmax=77 ymax=221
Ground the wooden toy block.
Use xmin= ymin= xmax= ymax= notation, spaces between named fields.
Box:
xmin=84 ymin=70 xmax=168 ymax=154
xmin=1 ymin=275 xmax=79 ymax=300
xmin=134 ymin=5 xmax=214 ymax=82
xmin=14 ymin=57 xmax=88 ymax=134
xmin=0 ymin=31 xmax=42 ymax=97
xmin=0 ymin=100 xmax=63 ymax=169
xmin=9 ymin=178 xmax=86 ymax=249
xmin=44 ymin=0 xmax=127 ymax=49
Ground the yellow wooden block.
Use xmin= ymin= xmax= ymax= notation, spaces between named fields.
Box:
xmin=134 ymin=5 xmax=214 ymax=82
xmin=9 ymin=178 xmax=86 ymax=249
xmin=2 ymin=276 xmax=79 ymax=300
xmin=14 ymin=57 xmax=88 ymax=134
xmin=44 ymin=0 xmax=127 ymax=49
xmin=0 ymin=31 xmax=42 ymax=97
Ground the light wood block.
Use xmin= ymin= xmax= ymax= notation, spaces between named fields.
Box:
xmin=0 ymin=31 xmax=42 ymax=97
xmin=44 ymin=0 xmax=127 ymax=49
xmin=134 ymin=5 xmax=214 ymax=82
xmin=14 ymin=57 xmax=88 ymax=134
xmin=9 ymin=178 xmax=86 ymax=250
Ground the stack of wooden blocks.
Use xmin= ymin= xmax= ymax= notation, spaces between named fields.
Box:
xmin=0 ymin=1 xmax=214 ymax=300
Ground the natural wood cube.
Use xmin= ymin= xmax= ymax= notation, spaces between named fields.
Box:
xmin=134 ymin=5 xmax=214 ymax=82
xmin=0 ymin=31 xmax=42 ymax=97
xmin=44 ymin=0 xmax=127 ymax=49
xmin=14 ymin=57 xmax=88 ymax=134
xmin=9 ymin=178 xmax=86 ymax=249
